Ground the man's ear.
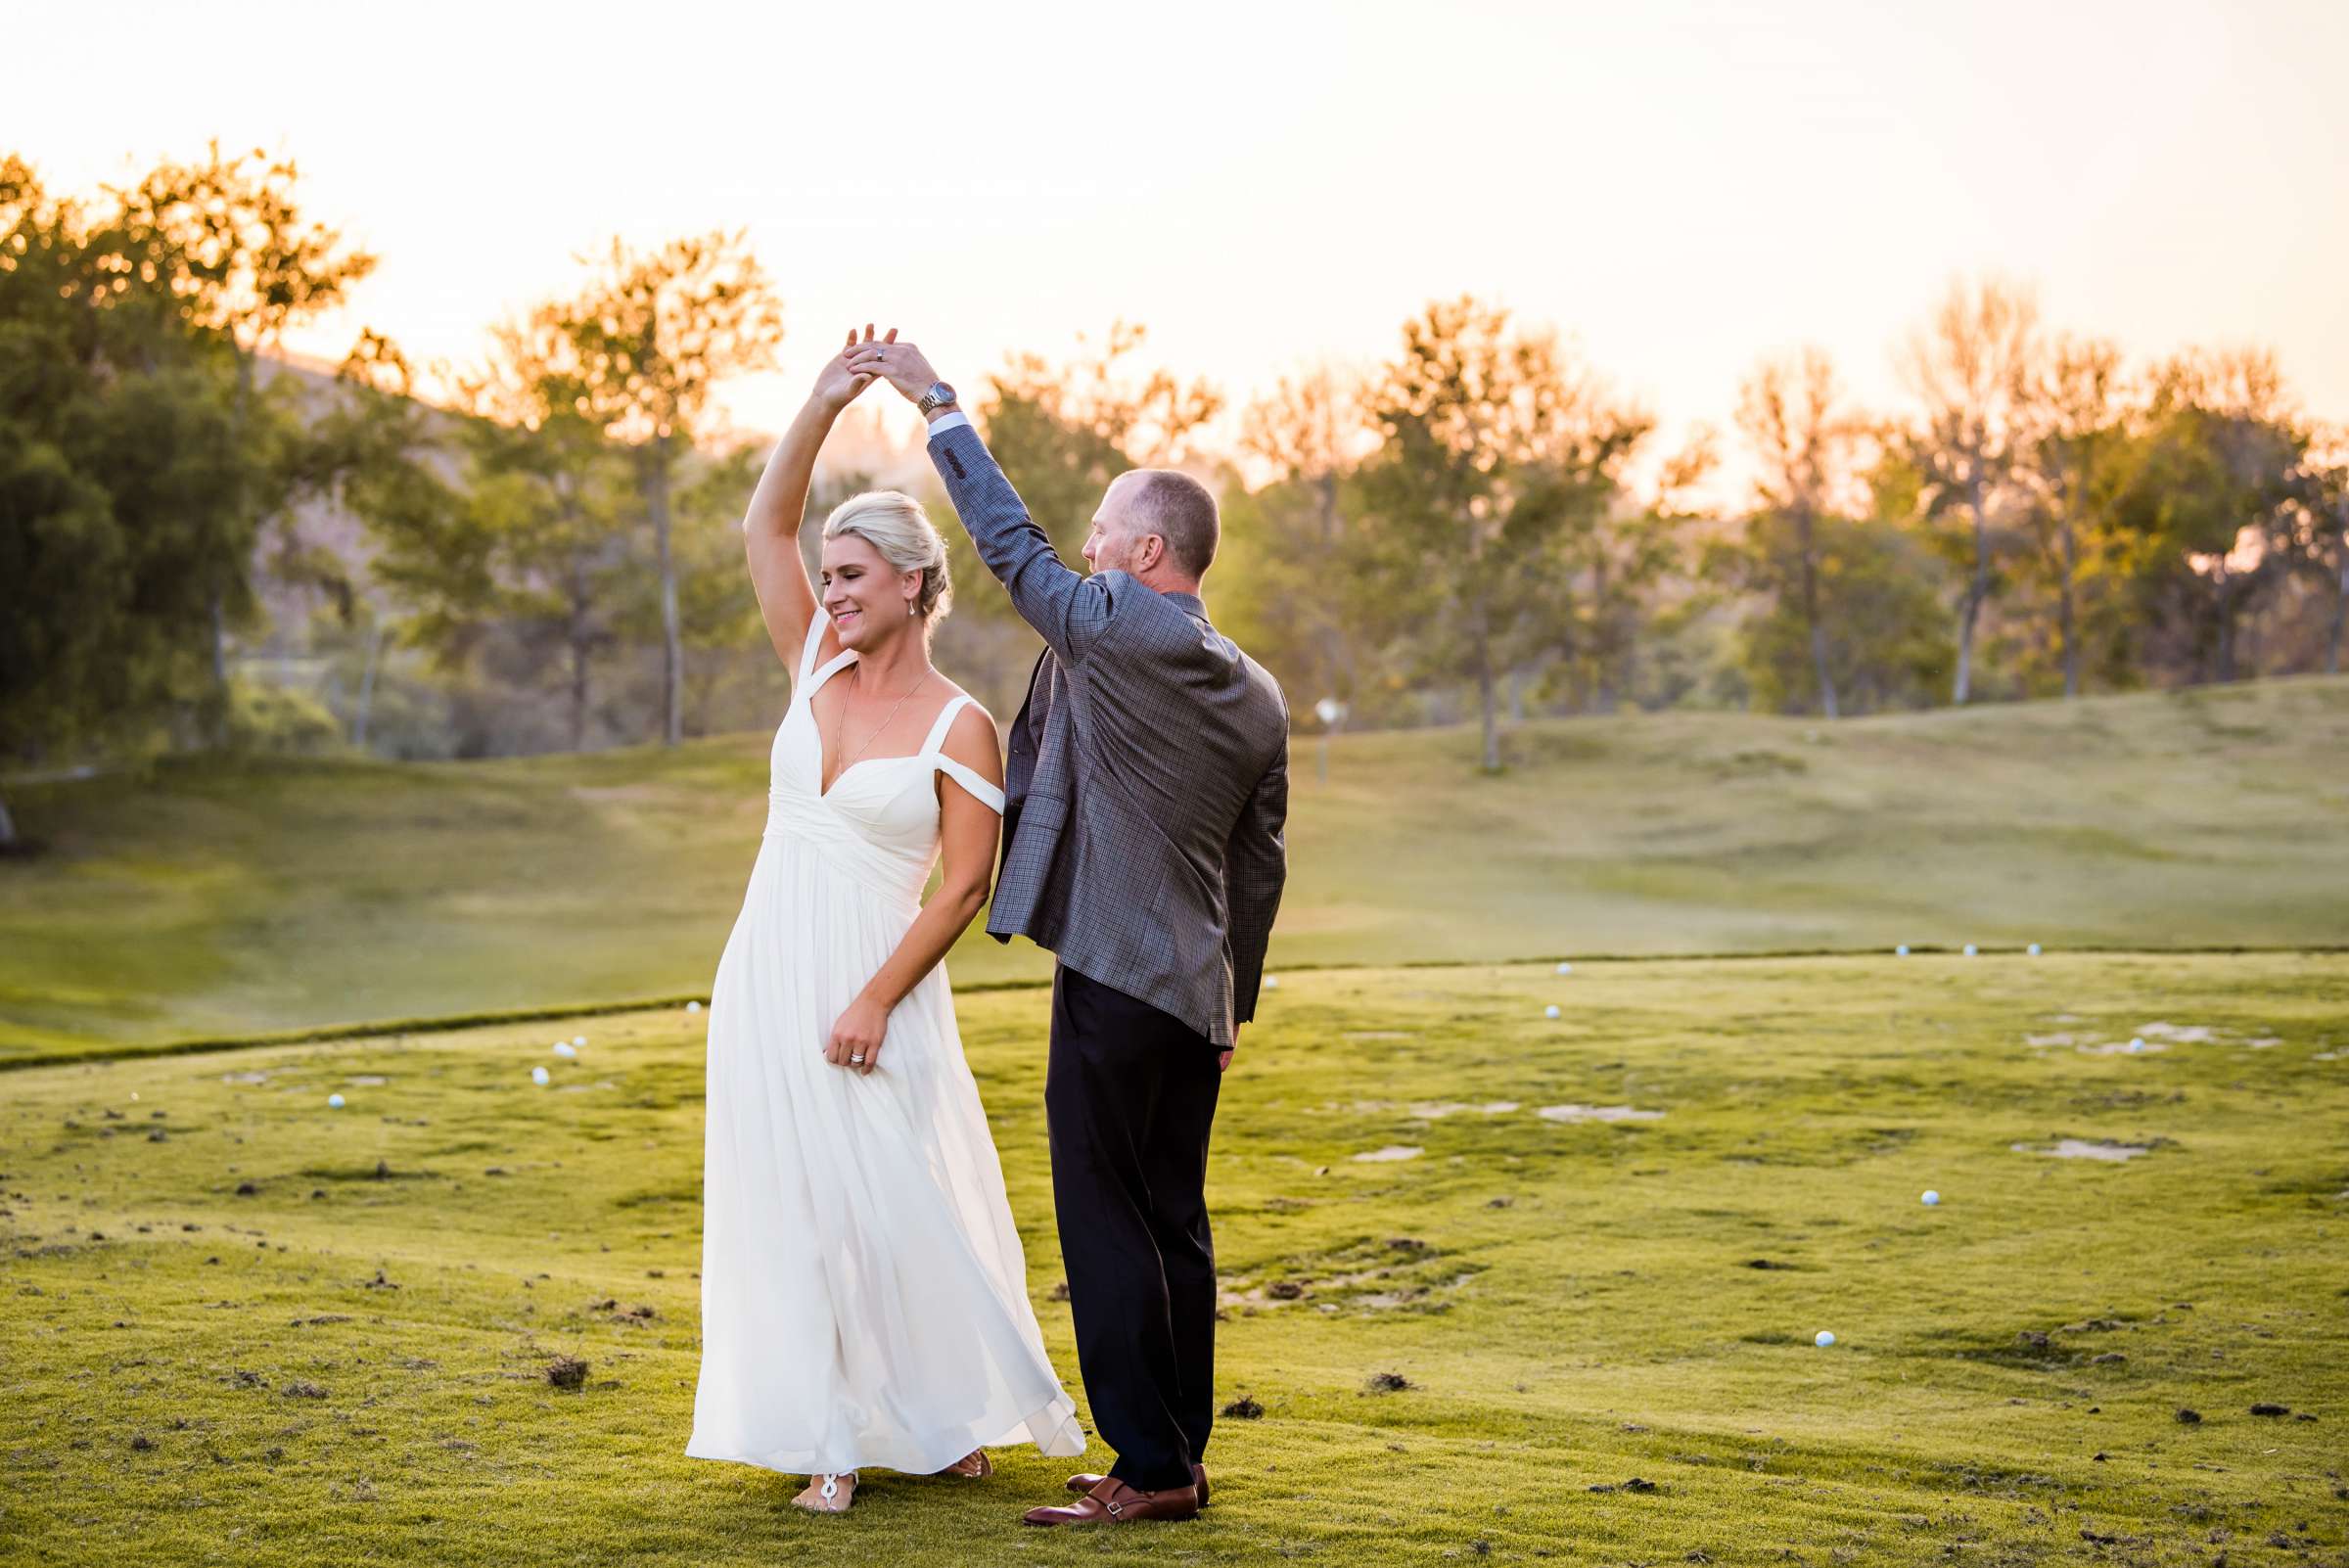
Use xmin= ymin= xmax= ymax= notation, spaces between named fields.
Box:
xmin=1134 ymin=533 xmax=1166 ymax=576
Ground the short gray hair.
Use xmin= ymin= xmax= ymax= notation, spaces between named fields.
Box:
xmin=1124 ymin=469 xmax=1220 ymax=578
xmin=822 ymin=489 xmax=952 ymax=622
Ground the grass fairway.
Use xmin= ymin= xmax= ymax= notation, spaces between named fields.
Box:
xmin=4 ymin=675 xmax=2348 ymax=1060
xmin=3 ymin=952 xmax=2344 ymax=1565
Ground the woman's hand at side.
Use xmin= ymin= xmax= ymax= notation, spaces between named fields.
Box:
xmin=825 ymin=993 xmax=891 ymax=1076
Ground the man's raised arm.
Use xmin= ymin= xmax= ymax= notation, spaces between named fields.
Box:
xmin=848 ymin=335 xmax=1109 ymax=665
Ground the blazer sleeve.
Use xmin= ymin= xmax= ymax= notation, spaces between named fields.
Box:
xmin=927 ymin=420 xmax=1112 ymax=664
xmin=1223 ymin=733 xmax=1289 ymax=1027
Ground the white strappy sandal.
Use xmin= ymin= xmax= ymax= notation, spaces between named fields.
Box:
xmin=792 ymin=1471 xmax=858 ymax=1513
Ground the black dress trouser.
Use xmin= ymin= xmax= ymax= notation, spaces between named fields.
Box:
xmin=1043 ymin=964 xmax=1222 ymax=1493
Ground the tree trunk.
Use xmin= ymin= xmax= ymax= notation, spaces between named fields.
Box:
xmin=647 ymin=439 xmax=683 ymax=746
xmin=1591 ymin=553 xmax=1618 ymax=714
xmin=1314 ymin=472 xmax=1359 ymax=710
xmin=2058 ymin=512 xmax=2080 ymax=699
xmin=1796 ymin=507 xmax=1838 ymax=719
xmin=2212 ymin=575 xmax=2238 ymax=684
xmin=208 ymin=349 xmax=258 ymax=750
xmin=1953 ymin=472 xmax=1989 ymax=706
xmin=1327 ymin=624 xmax=1357 ymax=709
xmin=570 ymin=632 xmax=591 ymax=752
xmin=1952 ymin=599 xmax=1972 ymax=704
xmin=1473 ymin=617 xmax=1500 ymax=772
xmin=208 ymin=587 xmax=231 ymax=730
xmin=2327 ymin=538 xmax=2347 ymax=676
xmin=353 ymin=619 xmax=384 ymax=749
xmin=0 ymin=790 xmax=16 ymax=852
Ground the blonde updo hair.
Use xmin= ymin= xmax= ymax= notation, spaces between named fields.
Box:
xmin=822 ymin=489 xmax=952 ymax=623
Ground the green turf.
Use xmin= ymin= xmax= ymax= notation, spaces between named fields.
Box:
xmin=3 ymin=953 xmax=2343 ymax=1565
xmin=6 ymin=677 xmax=2348 ymax=1061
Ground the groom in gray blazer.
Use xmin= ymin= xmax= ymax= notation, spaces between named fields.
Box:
xmin=852 ymin=337 xmax=1288 ymax=1526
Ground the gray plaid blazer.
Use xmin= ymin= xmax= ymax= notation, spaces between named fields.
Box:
xmin=928 ymin=422 xmax=1289 ymax=1047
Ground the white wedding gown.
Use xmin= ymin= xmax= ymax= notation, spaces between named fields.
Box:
xmin=688 ymin=614 xmax=1084 ymax=1476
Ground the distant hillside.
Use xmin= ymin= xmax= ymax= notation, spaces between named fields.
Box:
xmin=4 ymin=675 xmax=2345 ymax=1059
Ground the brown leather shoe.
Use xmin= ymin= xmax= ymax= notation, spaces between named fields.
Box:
xmin=1065 ymin=1463 xmax=1209 ymax=1507
xmin=1023 ymin=1476 xmax=1199 ymax=1526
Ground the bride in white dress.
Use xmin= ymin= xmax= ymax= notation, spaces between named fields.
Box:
xmin=688 ymin=328 xmax=1084 ymax=1512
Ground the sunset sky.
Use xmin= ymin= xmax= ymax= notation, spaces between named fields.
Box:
xmin=17 ymin=0 xmax=2349 ymax=484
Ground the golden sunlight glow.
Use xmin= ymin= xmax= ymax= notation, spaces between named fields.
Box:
xmin=17 ymin=0 xmax=2349 ymax=461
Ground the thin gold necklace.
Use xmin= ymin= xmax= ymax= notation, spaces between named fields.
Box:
xmin=825 ymin=663 xmax=930 ymax=794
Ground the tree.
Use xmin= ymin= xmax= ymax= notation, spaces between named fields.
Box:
xmin=962 ymin=324 xmax=1221 ymax=715
xmin=2111 ymin=351 xmax=2307 ymax=684
xmin=0 ymin=417 xmax=115 ymax=849
xmin=334 ymin=314 xmax=646 ymax=753
xmin=0 ymin=155 xmax=252 ymax=845
xmin=2014 ymin=334 xmax=2130 ymax=697
xmin=1528 ymin=404 xmax=1661 ymax=715
xmin=979 ymin=320 xmax=1221 ymax=561
xmin=455 ymin=317 xmax=641 ymax=750
xmin=669 ymin=442 xmax=775 ymax=735
xmin=112 ymin=142 xmax=377 ymax=739
xmin=555 ymin=231 xmax=781 ymax=746
xmin=1736 ymin=348 xmax=1860 ymax=717
xmin=1902 ymin=276 xmax=2040 ymax=704
xmin=1233 ymin=366 xmax=1370 ymax=714
xmin=1734 ymin=510 xmax=1953 ymax=715
xmin=2306 ymin=431 xmax=2349 ymax=675
xmin=1356 ymin=298 xmax=1644 ymax=769
xmin=1560 ymin=429 xmax=1714 ymax=714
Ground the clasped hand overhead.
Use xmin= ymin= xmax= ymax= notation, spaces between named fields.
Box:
xmin=811 ymin=324 xmax=944 ymax=413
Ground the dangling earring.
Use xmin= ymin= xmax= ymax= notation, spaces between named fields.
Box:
xmin=907 ymin=598 xmax=917 ymax=618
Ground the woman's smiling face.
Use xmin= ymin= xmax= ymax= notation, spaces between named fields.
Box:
xmin=819 ymin=530 xmax=917 ymax=650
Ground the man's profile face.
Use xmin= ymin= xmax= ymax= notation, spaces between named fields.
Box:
xmin=1082 ymin=475 xmax=1147 ymax=576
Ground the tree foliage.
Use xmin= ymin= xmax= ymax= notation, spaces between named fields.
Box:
xmin=551 ymin=232 xmax=782 ymax=745
xmin=1355 ymin=298 xmax=1650 ymax=768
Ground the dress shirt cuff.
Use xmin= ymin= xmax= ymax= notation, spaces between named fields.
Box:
xmin=926 ymin=410 xmax=973 ymax=438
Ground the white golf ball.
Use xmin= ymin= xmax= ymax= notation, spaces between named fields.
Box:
xmin=2127 ymin=1038 xmax=2145 ymax=1054
xmin=326 ymin=1093 xmax=345 ymax=1109
xmin=2027 ymin=943 xmax=2042 ymax=956
xmin=1555 ymin=962 xmax=1574 ymax=975
xmin=1921 ymin=1190 xmax=1940 ymax=1206
xmin=1815 ymin=1330 xmax=1836 ymax=1348
xmin=1264 ymin=975 xmax=1279 ymax=990
xmin=1963 ymin=944 xmax=1978 ymax=957
xmin=553 ymin=1042 xmax=576 ymax=1059
xmin=572 ymin=1036 xmax=585 ymax=1048
xmin=686 ymin=1000 xmax=702 ymax=1014
xmin=531 ymin=1066 xmax=551 ymax=1086
xmin=1543 ymin=1004 xmax=1561 ymax=1020
xmin=1896 ymin=945 xmax=1910 ymax=957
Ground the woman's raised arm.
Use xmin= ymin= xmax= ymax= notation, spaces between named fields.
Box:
xmin=743 ymin=326 xmax=893 ymax=665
